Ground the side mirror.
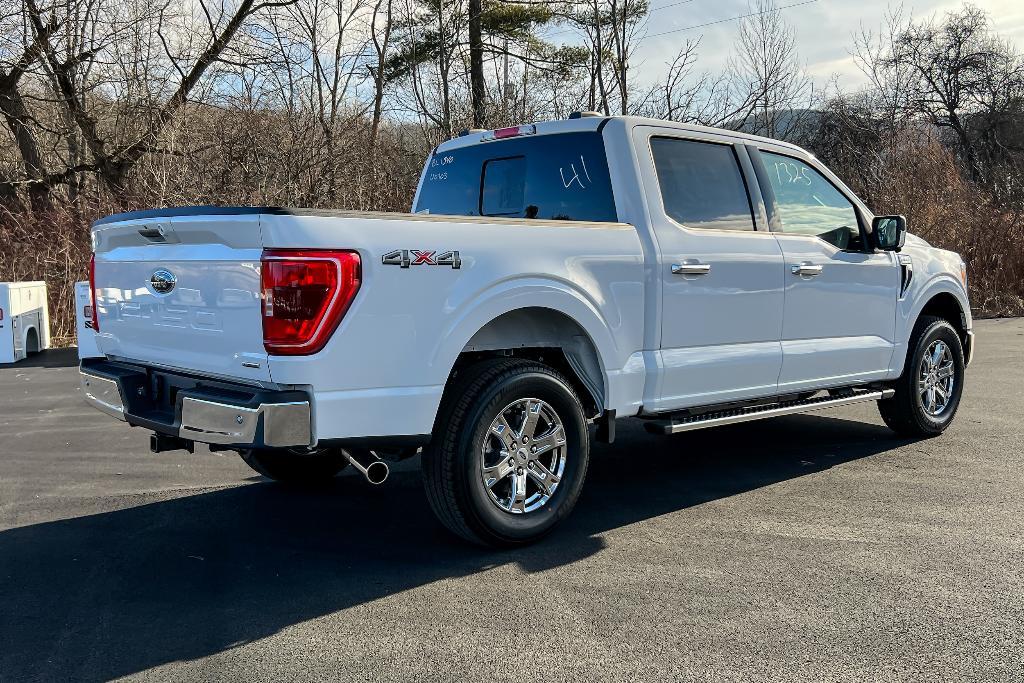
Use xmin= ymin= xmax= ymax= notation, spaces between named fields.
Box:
xmin=872 ymin=215 xmax=907 ymax=251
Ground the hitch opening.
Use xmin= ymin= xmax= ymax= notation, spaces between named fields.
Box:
xmin=150 ymin=433 xmax=195 ymax=454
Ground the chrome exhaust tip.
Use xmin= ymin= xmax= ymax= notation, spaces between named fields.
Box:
xmin=342 ymin=449 xmax=390 ymax=485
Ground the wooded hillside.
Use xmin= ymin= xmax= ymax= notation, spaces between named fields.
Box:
xmin=1 ymin=0 xmax=1021 ymax=343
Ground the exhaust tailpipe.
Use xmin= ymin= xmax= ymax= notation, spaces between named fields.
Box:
xmin=342 ymin=449 xmax=389 ymax=485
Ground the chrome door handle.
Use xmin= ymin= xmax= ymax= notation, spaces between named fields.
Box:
xmin=791 ymin=262 xmax=823 ymax=277
xmin=672 ymin=262 xmax=711 ymax=275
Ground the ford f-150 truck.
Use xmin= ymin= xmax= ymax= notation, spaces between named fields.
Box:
xmin=81 ymin=114 xmax=974 ymax=546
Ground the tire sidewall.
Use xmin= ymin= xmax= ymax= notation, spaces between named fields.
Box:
xmin=454 ymin=369 xmax=589 ymax=544
xmin=909 ymin=320 xmax=965 ymax=432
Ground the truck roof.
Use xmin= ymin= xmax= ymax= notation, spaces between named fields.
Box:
xmin=437 ymin=115 xmax=807 ymax=155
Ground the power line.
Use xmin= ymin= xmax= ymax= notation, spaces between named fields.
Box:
xmin=642 ymin=0 xmax=819 ymax=40
xmin=650 ymin=0 xmax=698 ymax=13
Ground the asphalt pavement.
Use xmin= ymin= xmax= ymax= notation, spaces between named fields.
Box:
xmin=1 ymin=318 xmax=1022 ymax=682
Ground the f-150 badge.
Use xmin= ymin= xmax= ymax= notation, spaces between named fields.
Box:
xmin=382 ymin=250 xmax=461 ymax=269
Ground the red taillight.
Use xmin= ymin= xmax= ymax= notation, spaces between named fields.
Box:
xmin=260 ymin=249 xmax=361 ymax=355
xmin=89 ymin=253 xmax=99 ymax=332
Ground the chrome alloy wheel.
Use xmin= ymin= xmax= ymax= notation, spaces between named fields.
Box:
xmin=919 ymin=340 xmax=956 ymax=416
xmin=481 ymin=398 xmax=567 ymax=514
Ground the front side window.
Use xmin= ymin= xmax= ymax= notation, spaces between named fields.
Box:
xmin=414 ymin=132 xmax=617 ymax=222
xmin=760 ymin=151 xmax=861 ymax=249
xmin=650 ymin=137 xmax=755 ymax=231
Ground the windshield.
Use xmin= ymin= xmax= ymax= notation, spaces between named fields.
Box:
xmin=414 ymin=131 xmax=618 ymax=222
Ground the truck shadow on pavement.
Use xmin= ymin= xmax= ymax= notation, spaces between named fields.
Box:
xmin=0 ymin=414 xmax=909 ymax=681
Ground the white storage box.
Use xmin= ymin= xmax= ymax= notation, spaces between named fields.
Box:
xmin=0 ymin=281 xmax=50 ymax=363
xmin=75 ymin=281 xmax=102 ymax=359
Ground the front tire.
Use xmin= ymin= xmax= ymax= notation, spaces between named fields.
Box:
xmin=239 ymin=447 xmax=349 ymax=484
xmin=422 ymin=358 xmax=590 ymax=547
xmin=878 ymin=316 xmax=965 ymax=437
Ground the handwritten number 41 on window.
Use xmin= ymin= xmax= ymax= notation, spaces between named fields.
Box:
xmin=560 ymin=156 xmax=593 ymax=190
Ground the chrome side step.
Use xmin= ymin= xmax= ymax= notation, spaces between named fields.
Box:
xmin=645 ymin=388 xmax=895 ymax=435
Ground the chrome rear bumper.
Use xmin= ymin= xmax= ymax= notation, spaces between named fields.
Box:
xmin=80 ymin=362 xmax=312 ymax=448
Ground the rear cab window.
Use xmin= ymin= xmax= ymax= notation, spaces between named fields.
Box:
xmin=414 ymin=132 xmax=618 ymax=222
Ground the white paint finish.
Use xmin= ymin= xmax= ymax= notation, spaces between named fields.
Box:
xmin=630 ymin=124 xmax=786 ymax=413
xmin=778 ymin=337 xmax=894 ymax=393
xmin=260 ymin=212 xmax=645 ymax=439
xmin=0 ymin=281 xmax=50 ymax=364
xmin=607 ymin=351 xmax=647 ymax=416
xmin=92 ymin=215 xmax=271 ymax=383
xmin=312 ymin=385 xmax=445 ymax=440
xmin=653 ymin=341 xmax=784 ymax=410
xmin=773 ymin=233 xmax=900 ymax=388
xmin=889 ymin=235 xmax=972 ymax=378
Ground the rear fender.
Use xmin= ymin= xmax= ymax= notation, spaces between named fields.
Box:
xmin=431 ymin=278 xmax=630 ymax=414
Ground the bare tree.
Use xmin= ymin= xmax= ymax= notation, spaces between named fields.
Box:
xmin=728 ymin=0 xmax=813 ymax=138
xmin=368 ymin=0 xmax=393 ymax=148
xmin=857 ymin=4 xmax=1024 ymax=183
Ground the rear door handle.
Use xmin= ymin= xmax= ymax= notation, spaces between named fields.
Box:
xmin=671 ymin=262 xmax=711 ymax=276
xmin=791 ymin=262 xmax=823 ymax=277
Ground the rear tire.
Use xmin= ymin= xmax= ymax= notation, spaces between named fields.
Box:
xmin=239 ymin=447 xmax=349 ymax=484
xmin=878 ymin=316 xmax=965 ymax=437
xmin=422 ymin=358 xmax=590 ymax=547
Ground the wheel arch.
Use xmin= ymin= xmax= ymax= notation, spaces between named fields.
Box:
xmin=892 ymin=277 xmax=972 ymax=378
xmin=430 ymin=280 xmax=624 ymax=420
xmin=24 ymin=325 xmax=40 ymax=354
xmin=918 ymin=291 xmax=969 ymax=338
xmin=454 ymin=306 xmax=606 ymax=418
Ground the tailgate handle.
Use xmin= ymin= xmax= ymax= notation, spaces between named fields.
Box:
xmin=138 ymin=225 xmax=179 ymax=243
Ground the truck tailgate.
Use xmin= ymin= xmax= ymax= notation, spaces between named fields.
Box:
xmin=92 ymin=214 xmax=271 ymax=383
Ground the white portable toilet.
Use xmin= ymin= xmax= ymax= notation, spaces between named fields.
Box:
xmin=0 ymin=281 xmax=51 ymax=363
xmin=75 ymin=281 xmax=102 ymax=359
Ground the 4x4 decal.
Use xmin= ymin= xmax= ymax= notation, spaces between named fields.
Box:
xmin=382 ymin=250 xmax=461 ymax=269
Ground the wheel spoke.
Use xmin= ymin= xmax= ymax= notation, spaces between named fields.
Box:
xmin=491 ymin=415 xmax=517 ymax=448
xmin=527 ymin=460 xmax=560 ymax=495
xmin=518 ymin=400 xmax=542 ymax=440
xmin=509 ymin=472 xmax=528 ymax=512
xmin=930 ymin=342 xmax=946 ymax=367
xmin=482 ymin=458 xmax=514 ymax=489
xmin=926 ymin=386 xmax=937 ymax=412
xmin=530 ymin=424 xmax=564 ymax=456
xmin=936 ymin=362 xmax=955 ymax=380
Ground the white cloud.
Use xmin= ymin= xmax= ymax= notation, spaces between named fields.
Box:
xmin=627 ymin=0 xmax=1024 ymax=94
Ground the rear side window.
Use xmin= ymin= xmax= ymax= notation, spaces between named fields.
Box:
xmin=650 ymin=137 xmax=755 ymax=231
xmin=414 ymin=132 xmax=617 ymax=222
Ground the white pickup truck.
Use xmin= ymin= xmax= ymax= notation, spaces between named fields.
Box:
xmin=81 ymin=114 xmax=974 ymax=546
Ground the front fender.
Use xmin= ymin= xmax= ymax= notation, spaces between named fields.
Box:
xmin=890 ymin=272 xmax=972 ymax=378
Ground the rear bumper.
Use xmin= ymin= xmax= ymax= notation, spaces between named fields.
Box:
xmin=80 ymin=360 xmax=312 ymax=448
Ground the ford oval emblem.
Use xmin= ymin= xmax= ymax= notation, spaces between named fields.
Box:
xmin=150 ymin=268 xmax=177 ymax=294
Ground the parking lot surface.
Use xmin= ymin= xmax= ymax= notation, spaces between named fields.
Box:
xmin=1 ymin=318 xmax=1022 ymax=682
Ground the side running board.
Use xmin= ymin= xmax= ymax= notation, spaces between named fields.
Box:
xmin=645 ymin=388 xmax=895 ymax=435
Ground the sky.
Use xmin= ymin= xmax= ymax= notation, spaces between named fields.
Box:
xmin=550 ymin=0 xmax=1024 ymax=95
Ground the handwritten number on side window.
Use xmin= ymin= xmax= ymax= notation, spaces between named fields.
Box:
xmin=773 ymin=161 xmax=812 ymax=186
